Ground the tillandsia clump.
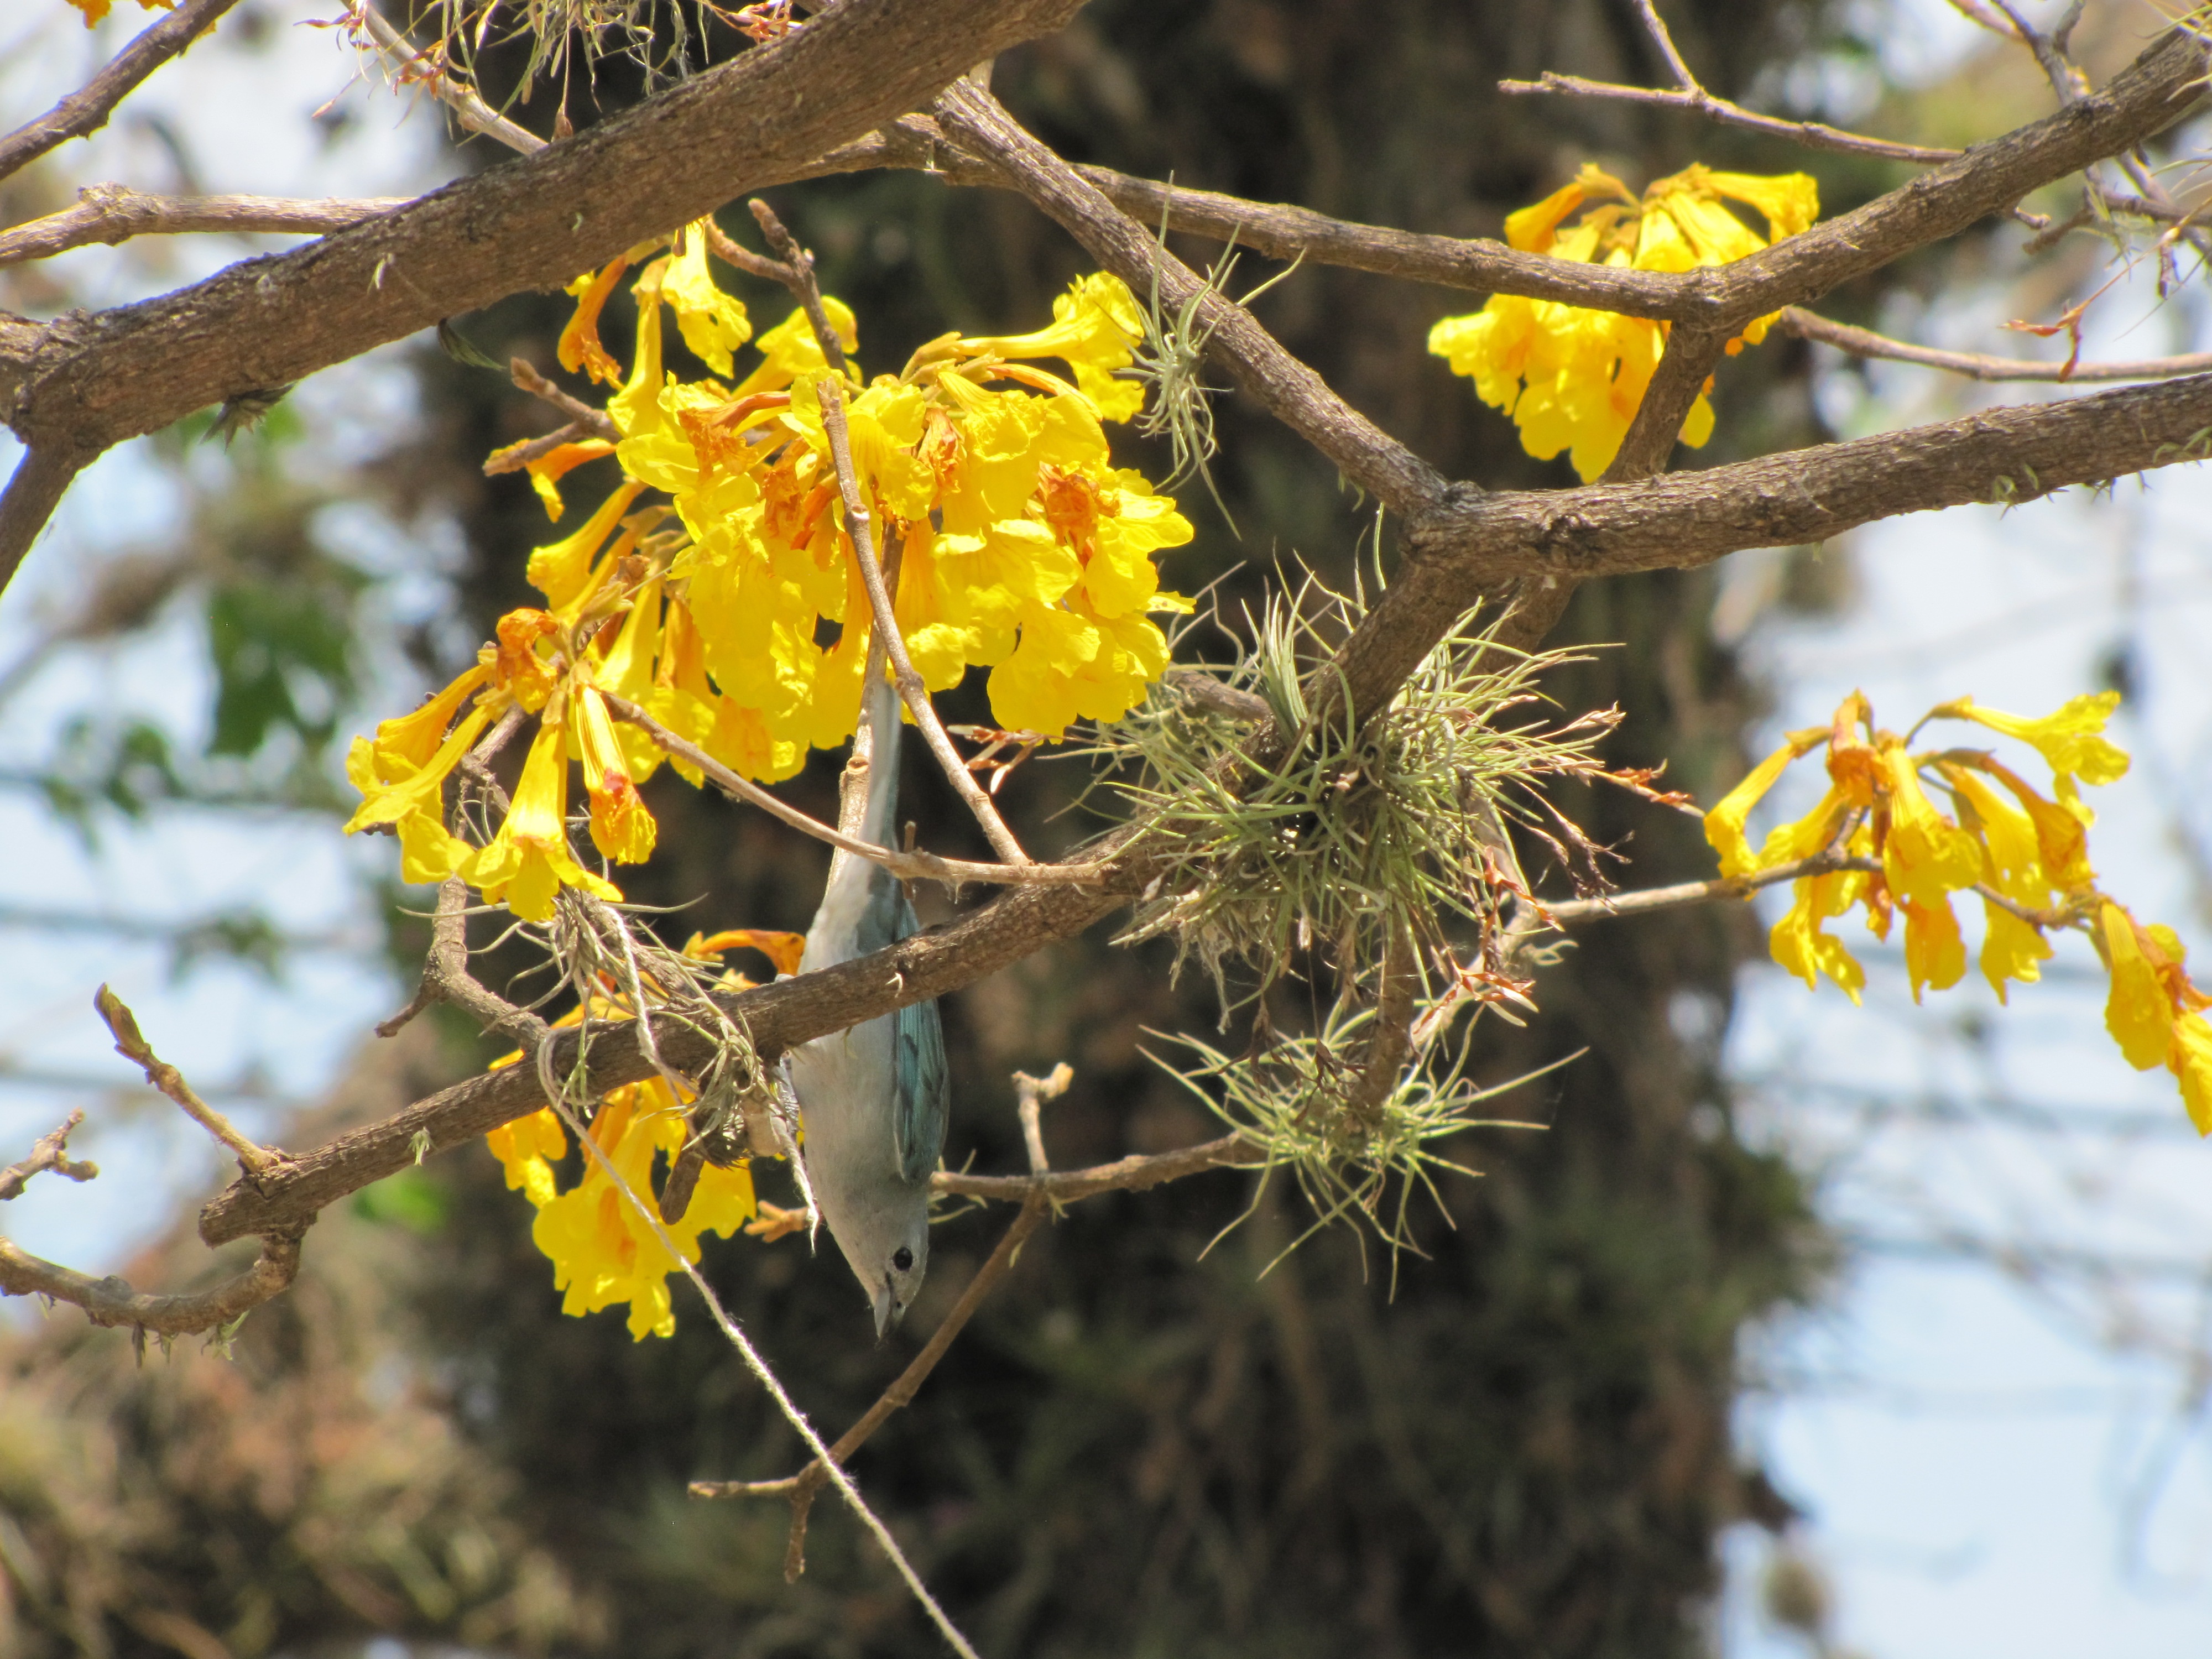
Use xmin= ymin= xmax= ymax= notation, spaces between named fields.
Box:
xmin=1153 ymin=999 xmax=1551 ymax=1286
xmin=1430 ymin=162 xmax=1819 ymax=480
xmin=1707 ymin=689 xmax=2212 ymax=1132
xmin=1101 ymin=570 xmax=1621 ymax=1002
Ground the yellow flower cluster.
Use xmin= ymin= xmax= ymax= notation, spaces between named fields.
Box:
xmin=62 ymin=0 xmax=168 ymax=26
xmin=343 ymin=221 xmax=1192 ymax=920
xmin=482 ymin=929 xmax=802 ymax=1340
xmin=1706 ymin=689 xmax=2212 ymax=1133
xmin=1429 ymin=163 xmax=1818 ymax=481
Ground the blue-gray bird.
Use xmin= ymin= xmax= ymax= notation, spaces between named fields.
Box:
xmin=788 ymin=669 xmax=948 ymax=1338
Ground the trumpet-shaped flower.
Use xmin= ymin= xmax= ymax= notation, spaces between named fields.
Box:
xmin=962 ymin=272 xmax=1146 ymax=422
xmin=1430 ymin=161 xmax=1817 ymax=480
xmin=465 ymin=718 xmax=622 ymax=921
xmin=1933 ymin=692 xmax=2129 ymax=790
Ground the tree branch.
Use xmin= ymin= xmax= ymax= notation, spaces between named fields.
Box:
xmin=0 ymin=186 xmax=412 ymax=270
xmin=0 ymin=0 xmax=1091 ymax=580
xmin=0 ymin=0 xmax=244 ymax=186
xmin=1496 ymin=76 xmax=1959 ymax=165
xmin=0 ymin=443 xmax=92 ymax=592
xmin=931 ymin=80 xmax=1450 ymax=517
xmin=93 ymin=983 xmax=279 ymax=1175
xmin=0 ymin=1229 xmax=301 ymax=1337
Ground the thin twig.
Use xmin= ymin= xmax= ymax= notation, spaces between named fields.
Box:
xmin=354 ymin=1 xmax=546 ymax=156
xmin=0 ymin=0 xmax=246 ymax=186
xmin=482 ymin=420 xmax=597 ymax=476
xmin=536 ymin=1087 xmax=980 ymax=1653
xmin=932 ymin=1131 xmax=1262 ymax=1203
xmin=509 ymin=357 xmax=620 ymax=442
xmin=1015 ymin=1061 xmax=1074 ymax=1174
xmin=813 ymin=380 xmax=1036 ymax=864
xmin=744 ymin=200 xmax=849 ymax=377
xmin=0 ymin=186 xmax=410 ymax=270
xmin=1530 ymin=851 xmax=1880 ymax=927
xmin=691 ymin=1187 xmax=1051 ymax=1588
xmin=1496 ymin=71 xmax=1959 ymax=164
xmin=93 ymin=984 xmax=280 ymax=1175
xmin=0 ymin=1110 xmax=98 ymax=1203
xmin=599 ymin=693 xmax=1102 ymax=885
xmin=0 ymin=1230 xmax=303 ymax=1337
xmin=702 ymin=217 xmax=801 ymax=288
xmin=1780 ymin=306 xmax=2212 ymax=382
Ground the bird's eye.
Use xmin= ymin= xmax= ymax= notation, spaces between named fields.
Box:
xmin=891 ymin=1246 xmax=915 ymax=1272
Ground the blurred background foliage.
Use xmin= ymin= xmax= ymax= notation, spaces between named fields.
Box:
xmin=0 ymin=0 xmax=1980 ymax=1652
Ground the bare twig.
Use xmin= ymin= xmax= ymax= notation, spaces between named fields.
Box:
xmin=599 ymin=693 xmax=1100 ymax=885
xmin=0 ymin=1110 xmax=98 ymax=1202
xmin=378 ymin=877 xmax=551 ymax=1046
xmin=700 ymin=217 xmax=799 ymax=285
xmin=933 ymin=1131 xmax=1262 ymax=1203
xmin=743 ymin=200 xmax=848 ymax=375
xmin=1015 ymin=1061 xmax=1074 ymax=1173
xmin=0 ymin=186 xmax=411 ymax=270
xmin=1496 ymin=73 xmax=1957 ymax=163
xmin=0 ymin=1229 xmax=302 ymax=1338
xmin=691 ymin=1187 xmax=1051 ymax=1585
xmin=509 ymin=357 xmax=620 ymax=442
xmin=93 ymin=984 xmax=280 ymax=1176
xmin=1781 ymin=306 xmax=2212 ymax=382
xmin=0 ymin=0 xmax=245 ymax=186
xmin=482 ymin=419 xmax=598 ymax=476
xmin=1498 ymin=29 xmax=1959 ymax=169
xmin=1527 ymin=851 xmax=1881 ymax=929
xmin=538 ymin=1087 xmax=979 ymax=1652
xmin=813 ymin=381 xmax=1035 ymax=864
xmin=354 ymin=1 xmax=547 ymax=156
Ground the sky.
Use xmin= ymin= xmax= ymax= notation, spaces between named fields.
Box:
xmin=4 ymin=4 xmax=2212 ymax=1657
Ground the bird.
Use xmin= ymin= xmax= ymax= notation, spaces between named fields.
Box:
xmin=787 ymin=664 xmax=948 ymax=1339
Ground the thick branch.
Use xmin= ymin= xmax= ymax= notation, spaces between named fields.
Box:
xmin=931 ymin=81 xmax=1449 ymax=516
xmin=0 ymin=0 xmax=244 ymax=186
xmin=0 ymin=1229 xmax=301 ymax=1337
xmin=0 ymin=0 xmax=1088 ymax=513
xmin=0 ymin=187 xmax=411 ymax=270
xmin=0 ymin=444 xmax=91 ymax=592
xmin=1406 ymin=371 xmax=2212 ymax=587
xmin=1601 ymin=324 xmax=1729 ymax=483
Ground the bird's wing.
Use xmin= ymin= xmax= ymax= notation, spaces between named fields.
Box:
xmin=894 ymin=995 xmax=949 ymax=1186
xmin=857 ymin=868 xmax=948 ymax=1185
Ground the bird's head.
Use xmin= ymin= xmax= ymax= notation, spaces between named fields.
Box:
xmin=827 ymin=1190 xmax=932 ymax=1342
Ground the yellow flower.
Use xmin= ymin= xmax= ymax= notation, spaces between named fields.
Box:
xmin=1430 ymin=161 xmax=1816 ymax=480
xmin=571 ymin=687 xmax=657 ymax=864
xmin=2099 ymin=901 xmax=2176 ymax=1070
xmin=65 ymin=0 xmax=169 ymax=28
xmin=527 ymin=480 xmax=647 ymax=617
xmin=529 ymin=1082 xmax=757 ymax=1340
xmin=1932 ymin=692 xmax=2130 ymax=790
xmin=465 ymin=718 xmax=623 ymax=921
xmin=1878 ymin=744 xmax=1983 ymax=907
xmin=486 ymin=1107 xmax=567 ymax=1209
xmin=2168 ymin=1014 xmax=2212 ymax=1135
xmin=343 ymin=666 xmax=495 ymax=884
xmin=962 ymin=273 xmax=1146 ymax=422
xmin=1938 ymin=761 xmax=2054 ymax=1001
xmin=1702 ymin=726 xmax=1832 ymax=877
xmin=1770 ymin=866 xmax=1868 ymax=1003
xmin=660 ymin=222 xmax=752 ymax=377
xmin=1901 ymin=897 xmax=1965 ymax=1004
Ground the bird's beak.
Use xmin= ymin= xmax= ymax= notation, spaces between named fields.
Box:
xmin=872 ymin=1278 xmax=900 ymax=1344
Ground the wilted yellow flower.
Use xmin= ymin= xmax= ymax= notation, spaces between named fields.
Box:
xmin=1430 ymin=161 xmax=1817 ymax=479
